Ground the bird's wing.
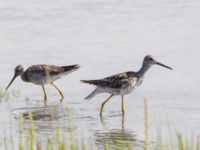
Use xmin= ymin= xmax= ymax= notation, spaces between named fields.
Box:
xmin=26 ymin=64 xmax=80 ymax=82
xmin=43 ymin=65 xmax=65 ymax=75
xmin=25 ymin=65 xmax=46 ymax=80
xmin=45 ymin=65 xmax=80 ymax=76
xmin=81 ymin=71 xmax=138 ymax=88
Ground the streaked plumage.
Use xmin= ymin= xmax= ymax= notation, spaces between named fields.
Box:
xmin=6 ymin=64 xmax=80 ymax=101
xmin=21 ymin=65 xmax=79 ymax=85
xmin=81 ymin=71 xmax=143 ymax=96
xmin=81 ymin=55 xmax=173 ymax=116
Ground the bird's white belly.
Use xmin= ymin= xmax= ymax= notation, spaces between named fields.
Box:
xmin=28 ymin=78 xmax=48 ymax=85
xmin=45 ymin=72 xmax=70 ymax=84
xmin=27 ymin=73 xmax=65 ymax=85
xmin=99 ymin=86 xmax=135 ymax=95
xmin=119 ymin=86 xmax=136 ymax=95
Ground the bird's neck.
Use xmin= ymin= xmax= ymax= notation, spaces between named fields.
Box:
xmin=137 ymin=62 xmax=151 ymax=77
xmin=20 ymin=72 xmax=26 ymax=82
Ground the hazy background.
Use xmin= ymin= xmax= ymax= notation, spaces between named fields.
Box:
xmin=0 ymin=0 xmax=200 ymax=147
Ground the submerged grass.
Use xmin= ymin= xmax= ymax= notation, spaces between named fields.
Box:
xmin=0 ymin=88 xmax=21 ymax=101
xmin=1 ymin=98 xmax=200 ymax=150
xmin=0 ymin=88 xmax=7 ymax=99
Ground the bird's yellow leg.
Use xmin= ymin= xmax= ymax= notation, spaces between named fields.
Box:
xmin=121 ymin=95 xmax=125 ymax=115
xmin=41 ymin=85 xmax=47 ymax=101
xmin=51 ymin=83 xmax=64 ymax=100
xmin=100 ymin=95 xmax=113 ymax=117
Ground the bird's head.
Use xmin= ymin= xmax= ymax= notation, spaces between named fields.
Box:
xmin=143 ymin=55 xmax=173 ymax=70
xmin=6 ymin=65 xmax=24 ymax=90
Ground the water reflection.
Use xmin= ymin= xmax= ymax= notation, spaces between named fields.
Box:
xmin=100 ymin=112 xmax=125 ymax=130
xmin=12 ymin=104 xmax=65 ymax=121
xmin=95 ymin=129 xmax=138 ymax=149
xmin=95 ymin=115 xmax=142 ymax=149
xmin=10 ymin=102 xmax=74 ymax=137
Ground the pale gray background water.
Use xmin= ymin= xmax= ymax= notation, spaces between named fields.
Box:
xmin=0 ymin=0 xmax=200 ymax=148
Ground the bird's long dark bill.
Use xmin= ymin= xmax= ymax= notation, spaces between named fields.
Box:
xmin=156 ymin=62 xmax=173 ymax=70
xmin=6 ymin=75 xmax=17 ymax=90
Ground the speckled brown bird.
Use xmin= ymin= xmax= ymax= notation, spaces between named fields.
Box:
xmin=81 ymin=55 xmax=172 ymax=116
xmin=6 ymin=64 xmax=80 ymax=101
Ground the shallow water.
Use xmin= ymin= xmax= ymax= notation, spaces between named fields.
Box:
xmin=0 ymin=0 xmax=200 ymax=149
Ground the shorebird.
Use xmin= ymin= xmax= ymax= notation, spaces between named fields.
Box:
xmin=81 ymin=55 xmax=172 ymax=116
xmin=6 ymin=64 xmax=80 ymax=101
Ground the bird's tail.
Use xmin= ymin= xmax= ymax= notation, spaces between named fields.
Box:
xmin=62 ymin=64 xmax=80 ymax=72
xmin=84 ymin=88 xmax=98 ymax=100
xmin=61 ymin=64 xmax=80 ymax=75
xmin=80 ymin=79 xmax=99 ymax=85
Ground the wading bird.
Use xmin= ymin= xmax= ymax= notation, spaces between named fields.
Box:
xmin=81 ymin=55 xmax=172 ymax=116
xmin=6 ymin=64 xmax=80 ymax=101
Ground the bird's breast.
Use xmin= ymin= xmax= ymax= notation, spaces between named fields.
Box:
xmin=21 ymin=71 xmax=48 ymax=85
xmin=119 ymin=77 xmax=142 ymax=95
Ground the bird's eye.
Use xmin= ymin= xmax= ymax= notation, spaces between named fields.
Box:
xmin=149 ymin=57 xmax=153 ymax=61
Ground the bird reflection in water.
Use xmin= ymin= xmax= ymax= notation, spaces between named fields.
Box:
xmin=95 ymin=115 xmax=142 ymax=149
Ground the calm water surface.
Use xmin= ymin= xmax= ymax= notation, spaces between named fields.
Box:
xmin=0 ymin=0 xmax=200 ymax=149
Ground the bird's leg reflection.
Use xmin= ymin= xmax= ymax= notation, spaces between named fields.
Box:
xmin=100 ymin=115 xmax=106 ymax=128
xmin=59 ymin=100 xmax=64 ymax=107
xmin=121 ymin=113 xmax=125 ymax=131
xmin=95 ymin=120 xmax=136 ymax=149
xmin=60 ymin=97 xmax=64 ymax=103
xmin=99 ymin=110 xmax=126 ymax=130
xmin=95 ymin=109 xmax=138 ymax=149
xmin=43 ymin=100 xmax=48 ymax=106
xmin=121 ymin=95 xmax=125 ymax=114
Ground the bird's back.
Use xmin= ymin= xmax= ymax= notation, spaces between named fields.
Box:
xmin=22 ymin=64 xmax=80 ymax=85
xmin=81 ymin=71 xmax=139 ymax=89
